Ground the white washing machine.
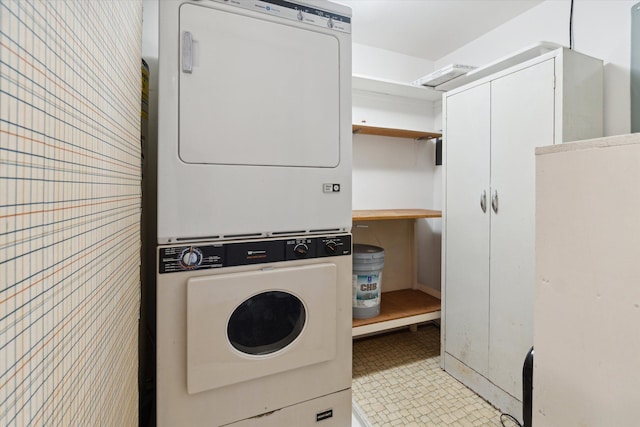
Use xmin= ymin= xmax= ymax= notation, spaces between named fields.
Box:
xmin=156 ymin=234 xmax=352 ymax=426
xmin=157 ymin=0 xmax=352 ymax=243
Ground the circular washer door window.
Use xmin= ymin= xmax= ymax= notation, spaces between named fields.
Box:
xmin=227 ymin=291 xmax=306 ymax=355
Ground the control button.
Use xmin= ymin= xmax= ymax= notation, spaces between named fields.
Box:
xmin=293 ymin=243 xmax=309 ymax=257
xmin=180 ymin=247 xmax=202 ymax=268
xmin=325 ymin=241 xmax=337 ymax=255
xmin=327 ymin=18 xmax=334 ymax=28
xmin=297 ymin=11 xmax=303 ymax=21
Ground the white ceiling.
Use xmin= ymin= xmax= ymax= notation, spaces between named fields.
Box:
xmin=338 ymin=0 xmax=544 ymax=61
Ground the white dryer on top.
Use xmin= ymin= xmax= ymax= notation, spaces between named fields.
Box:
xmin=157 ymin=0 xmax=352 ymax=244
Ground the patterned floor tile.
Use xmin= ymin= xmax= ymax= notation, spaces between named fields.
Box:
xmin=352 ymin=324 xmax=507 ymax=427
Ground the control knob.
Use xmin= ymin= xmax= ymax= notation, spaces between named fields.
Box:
xmin=180 ymin=247 xmax=202 ymax=268
xmin=293 ymin=243 xmax=309 ymax=257
xmin=325 ymin=240 xmax=337 ymax=255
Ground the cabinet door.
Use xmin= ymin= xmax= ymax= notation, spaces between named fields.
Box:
xmin=489 ymin=59 xmax=555 ymax=399
xmin=444 ymin=83 xmax=491 ymax=376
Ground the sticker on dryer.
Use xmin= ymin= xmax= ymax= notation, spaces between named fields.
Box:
xmin=316 ymin=408 xmax=333 ymax=422
xmin=323 ymin=183 xmax=340 ymax=193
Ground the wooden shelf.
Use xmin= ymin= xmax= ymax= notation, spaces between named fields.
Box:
xmin=352 ymin=124 xmax=441 ymax=140
xmin=352 ymin=289 xmax=441 ymax=337
xmin=353 ymin=209 xmax=442 ymax=221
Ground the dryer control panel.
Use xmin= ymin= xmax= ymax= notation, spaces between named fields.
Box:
xmin=159 ymin=235 xmax=351 ymax=274
xmin=207 ymin=0 xmax=352 ymax=33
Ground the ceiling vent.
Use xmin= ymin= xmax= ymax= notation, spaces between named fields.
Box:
xmin=412 ymin=64 xmax=476 ymax=88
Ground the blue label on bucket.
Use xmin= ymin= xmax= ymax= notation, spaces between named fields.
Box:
xmin=353 ymin=273 xmax=381 ymax=308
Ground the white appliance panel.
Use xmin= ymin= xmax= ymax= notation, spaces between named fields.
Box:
xmin=227 ymin=389 xmax=351 ymax=426
xmin=535 ymin=135 xmax=640 ymax=427
xmin=179 ymin=4 xmax=340 ymax=168
xmin=157 ymin=0 xmax=352 ymax=243
xmin=156 ymin=235 xmax=352 ymax=427
xmin=186 ymin=264 xmax=337 ymax=394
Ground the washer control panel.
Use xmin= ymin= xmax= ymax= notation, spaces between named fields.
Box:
xmin=159 ymin=234 xmax=351 ymax=274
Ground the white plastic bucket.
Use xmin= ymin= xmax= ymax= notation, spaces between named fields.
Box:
xmin=352 ymin=244 xmax=385 ymax=319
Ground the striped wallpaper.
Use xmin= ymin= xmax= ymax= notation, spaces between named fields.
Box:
xmin=0 ymin=1 xmax=141 ymax=425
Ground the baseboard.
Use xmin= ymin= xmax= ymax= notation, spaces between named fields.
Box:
xmin=351 ymin=400 xmax=371 ymax=427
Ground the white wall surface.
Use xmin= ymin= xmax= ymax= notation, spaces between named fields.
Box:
xmin=435 ymin=0 xmax=635 ymax=136
xmin=353 ymin=43 xmax=434 ymax=82
xmin=0 ymin=1 xmax=142 ymax=425
xmin=351 ymin=43 xmax=440 ymax=203
xmin=352 ymin=136 xmax=436 ymax=210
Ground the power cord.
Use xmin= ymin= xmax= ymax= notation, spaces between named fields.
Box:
xmin=569 ymin=0 xmax=575 ymax=49
xmin=500 ymin=413 xmax=523 ymax=427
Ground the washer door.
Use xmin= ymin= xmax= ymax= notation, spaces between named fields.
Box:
xmin=227 ymin=290 xmax=306 ymax=356
xmin=186 ymin=264 xmax=337 ymax=394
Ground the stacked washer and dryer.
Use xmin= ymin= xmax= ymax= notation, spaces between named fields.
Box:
xmin=154 ymin=1 xmax=352 ymax=426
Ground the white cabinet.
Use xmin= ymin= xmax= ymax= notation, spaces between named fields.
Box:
xmin=442 ymin=47 xmax=603 ymax=417
xmin=534 ymin=134 xmax=640 ymax=427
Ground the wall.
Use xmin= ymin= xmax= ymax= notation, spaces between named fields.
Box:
xmin=0 ymin=1 xmax=142 ymax=425
xmin=435 ymin=0 xmax=635 ymax=137
xmin=353 ymin=43 xmax=434 ymax=82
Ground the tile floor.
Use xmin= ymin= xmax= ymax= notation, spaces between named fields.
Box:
xmin=352 ymin=324 xmax=515 ymax=427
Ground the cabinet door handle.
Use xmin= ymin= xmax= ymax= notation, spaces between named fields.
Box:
xmin=182 ymin=31 xmax=193 ymax=74
xmin=491 ymin=190 xmax=499 ymax=214
xmin=480 ymin=190 xmax=487 ymax=213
